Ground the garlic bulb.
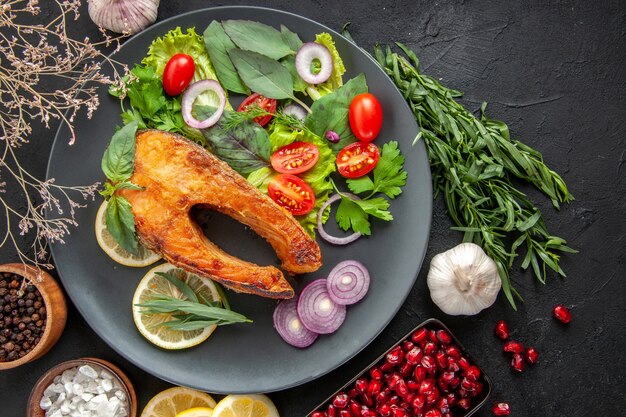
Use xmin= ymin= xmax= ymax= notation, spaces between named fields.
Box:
xmin=427 ymin=242 xmax=501 ymax=315
xmin=88 ymin=0 xmax=160 ymax=35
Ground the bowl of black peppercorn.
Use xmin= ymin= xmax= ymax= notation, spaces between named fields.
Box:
xmin=0 ymin=263 xmax=67 ymax=370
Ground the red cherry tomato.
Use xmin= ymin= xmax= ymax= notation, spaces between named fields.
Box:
xmin=237 ymin=93 xmax=277 ymax=126
xmin=336 ymin=141 xmax=380 ymax=178
xmin=268 ymin=174 xmax=316 ymax=216
xmin=270 ymin=142 xmax=320 ymax=175
xmin=162 ymin=53 xmax=195 ymax=96
xmin=348 ymin=93 xmax=383 ymax=142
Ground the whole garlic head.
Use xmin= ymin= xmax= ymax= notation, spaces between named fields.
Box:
xmin=88 ymin=0 xmax=160 ymax=35
xmin=427 ymin=242 xmax=501 ymax=315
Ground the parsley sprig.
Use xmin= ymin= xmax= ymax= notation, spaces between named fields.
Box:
xmin=334 ymin=141 xmax=408 ymax=236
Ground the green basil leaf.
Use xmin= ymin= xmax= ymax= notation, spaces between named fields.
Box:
xmin=154 ymin=272 xmax=199 ymax=304
xmin=203 ymin=21 xmax=250 ymax=95
xmin=229 ymin=49 xmax=294 ymax=99
xmin=222 ymin=20 xmax=293 ymax=60
xmin=105 ymin=195 xmax=137 ymax=254
xmin=305 ymin=74 xmax=368 ymax=150
xmin=280 ymin=55 xmax=308 ymax=93
xmin=115 ymin=181 xmax=143 ymax=191
xmin=280 ymin=24 xmax=303 ymax=51
xmin=101 ymin=121 xmax=138 ymax=182
xmin=202 ymin=112 xmax=271 ymax=174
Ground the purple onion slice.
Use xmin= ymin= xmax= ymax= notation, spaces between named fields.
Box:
xmin=326 ymin=260 xmax=370 ymax=305
xmin=297 ymin=279 xmax=346 ymax=334
xmin=282 ymin=103 xmax=307 ymax=122
xmin=273 ymin=298 xmax=318 ymax=348
xmin=317 ymin=193 xmax=362 ymax=245
xmin=295 ymin=42 xmax=333 ymax=85
xmin=181 ymin=79 xmax=225 ymax=129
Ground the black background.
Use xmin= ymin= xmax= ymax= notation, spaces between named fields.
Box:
xmin=1 ymin=1 xmax=624 ymax=416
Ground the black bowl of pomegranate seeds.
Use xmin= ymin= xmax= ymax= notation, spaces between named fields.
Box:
xmin=307 ymin=319 xmax=492 ymax=417
xmin=0 ymin=263 xmax=67 ymax=370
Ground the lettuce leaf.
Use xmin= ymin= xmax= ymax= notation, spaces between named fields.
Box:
xmin=305 ymin=33 xmax=346 ymax=100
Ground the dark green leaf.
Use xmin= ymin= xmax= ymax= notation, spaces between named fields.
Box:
xmin=280 ymin=24 xmax=303 ymax=51
xmin=305 ymin=74 xmax=368 ymax=150
xmin=203 ymin=21 xmax=250 ymax=95
xmin=101 ymin=121 xmax=138 ymax=182
xmin=228 ymin=49 xmax=294 ymax=99
xmin=336 ymin=196 xmax=371 ymax=235
xmin=202 ymin=111 xmax=271 ymax=174
xmin=222 ymin=20 xmax=293 ymax=60
xmin=105 ymin=195 xmax=137 ymax=254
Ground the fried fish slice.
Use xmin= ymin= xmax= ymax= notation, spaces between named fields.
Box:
xmin=118 ymin=129 xmax=322 ymax=299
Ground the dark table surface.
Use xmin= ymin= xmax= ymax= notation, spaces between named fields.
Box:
xmin=1 ymin=1 xmax=625 ymax=416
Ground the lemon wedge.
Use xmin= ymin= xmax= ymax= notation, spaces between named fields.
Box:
xmin=141 ymin=387 xmax=216 ymax=417
xmin=211 ymin=394 xmax=279 ymax=417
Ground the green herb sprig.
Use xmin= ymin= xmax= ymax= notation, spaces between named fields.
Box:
xmin=100 ymin=121 xmax=141 ymax=254
xmin=374 ymin=43 xmax=576 ymax=309
xmin=135 ymin=272 xmax=251 ymax=331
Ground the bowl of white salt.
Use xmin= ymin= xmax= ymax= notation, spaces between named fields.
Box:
xmin=27 ymin=357 xmax=137 ymax=417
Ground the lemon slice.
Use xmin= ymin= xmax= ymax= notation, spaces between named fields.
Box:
xmin=141 ymin=387 xmax=216 ymax=417
xmin=95 ymin=200 xmax=161 ymax=267
xmin=132 ymin=263 xmax=221 ymax=349
xmin=211 ymin=395 xmax=279 ymax=417
xmin=175 ymin=407 xmax=214 ymax=417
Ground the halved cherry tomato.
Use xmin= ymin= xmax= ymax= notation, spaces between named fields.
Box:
xmin=162 ymin=53 xmax=195 ymax=96
xmin=348 ymin=93 xmax=383 ymax=142
xmin=268 ymin=174 xmax=316 ymax=216
xmin=270 ymin=142 xmax=320 ymax=175
xmin=237 ymin=93 xmax=277 ymax=126
xmin=336 ymin=141 xmax=380 ymax=178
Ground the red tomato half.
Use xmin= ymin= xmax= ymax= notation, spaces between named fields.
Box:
xmin=237 ymin=93 xmax=277 ymax=126
xmin=348 ymin=93 xmax=383 ymax=142
xmin=268 ymin=174 xmax=316 ymax=216
xmin=336 ymin=141 xmax=380 ymax=178
xmin=270 ymin=142 xmax=320 ymax=175
xmin=162 ymin=53 xmax=195 ymax=96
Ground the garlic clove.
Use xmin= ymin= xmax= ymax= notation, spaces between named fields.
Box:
xmin=88 ymin=0 xmax=160 ymax=35
xmin=427 ymin=242 xmax=501 ymax=315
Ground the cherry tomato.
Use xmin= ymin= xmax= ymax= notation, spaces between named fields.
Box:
xmin=336 ymin=141 xmax=380 ymax=178
xmin=268 ymin=174 xmax=316 ymax=216
xmin=162 ymin=53 xmax=195 ymax=96
xmin=237 ymin=93 xmax=277 ymax=126
xmin=348 ymin=93 xmax=383 ymax=142
xmin=270 ymin=142 xmax=320 ymax=175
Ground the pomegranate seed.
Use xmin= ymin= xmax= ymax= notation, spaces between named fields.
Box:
xmin=525 ymin=346 xmax=539 ymax=364
xmin=436 ymin=397 xmax=450 ymax=413
xmin=355 ymin=378 xmax=368 ymax=394
xmin=510 ymin=353 xmax=525 ymax=373
xmin=458 ymin=356 xmax=471 ymax=370
xmin=494 ymin=320 xmax=510 ymax=340
xmin=411 ymin=327 xmax=429 ymax=344
xmin=419 ymin=379 xmax=435 ymax=395
xmin=425 ymin=409 xmax=442 ymax=417
xmin=349 ymin=400 xmax=361 ymax=415
xmin=421 ymin=355 xmax=437 ymax=374
xmin=407 ymin=379 xmax=420 ymax=392
xmin=376 ymin=388 xmax=390 ymax=405
xmin=333 ymin=393 xmax=349 ymax=409
xmin=424 ymin=341 xmax=437 ymax=355
xmin=447 ymin=357 xmax=460 ymax=372
xmin=449 ymin=376 xmax=460 ymax=388
xmin=457 ymin=398 xmax=471 ymax=410
xmin=402 ymin=340 xmax=415 ymax=351
xmin=440 ymin=371 xmax=455 ymax=385
xmin=429 ymin=329 xmax=439 ymax=343
xmin=436 ymin=330 xmax=452 ymax=345
xmin=461 ymin=377 xmax=477 ymax=391
xmin=395 ymin=379 xmax=409 ymax=397
xmin=435 ymin=351 xmax=448 ymax=369
xmin=492 ymin=402 xmax=511 ymax=415
xmin=443 ymin=413 xmax=453 ymax=417
xmin=390 ymin=406 xmax=409 ymax=417
xmin=503 ymin=340 xmax=524 ymax=354
xmin=414 ymin=365 xmax=427 ymax=382
xmin=445 ymin=345 xmax=461 ymax=359
xmin=445 ymin=392 xmax=457 ymax=406
xmin=338 ymin=410 xmax=351 ymax=417
xmin=471 ymin=381 xmax=484 ymax=397
xmin=406 ymin=347 xmax=423 ymax=365
xmin=425 ymin=388 xmax=440 ymax=405
xmin=311 ymin=412 xmax=326 ymax=417
xmin=387 ymin=346 xmax=404 ymax=366
xmin=457 ymin=388 xmax=468 ymax=399
xmin=398 ymin=361 xmax=413 ymax=377
xmin=368 ymin=379 xmax=382 ymax=396
xmin=361 ymin=393 xmax=374 ymax=407
xmin=389 ymin=395 xmax=401 ymax=406
xmin=370 ymin=366 xmax=383 ymax=380
xmin=553 ymin=304 xmax=572 ymax=324
xmin=378 ymin=403 xmax=391 ymax=417
xmin=387 ymin=373 xmax=402 ymax=390
xmin=362 ymin=409 xmax=377 ymax=417
xmin=348 ymin=388 xmax=359 ymax=399
xmin=327 ymin=404 xmax=337 ymax=417
xmin=464 ymin=365 xmax=481 ymax=381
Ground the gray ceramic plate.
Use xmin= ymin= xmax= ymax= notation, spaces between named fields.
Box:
xmin=47 ymin=6 xmax=432 ymax=393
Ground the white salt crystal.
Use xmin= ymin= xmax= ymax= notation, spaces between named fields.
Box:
xmin=39 ymin=396 xmax=52 ymax=410
xmin=96 ymin=386 xmax=105 ymax=395
xmin=72 ymin=383 xmax=84 ymax=396
xmin=115 ymin=406 xmax=127 ymax=417
xmin=100 ymin=370 xmax=114 ymax=380
xmin=81 ymin=393 xmax=94 ymax=402
xmin=79 ymin=365 xmax=99 ymax=379
xmin=49 ymin=410 xmax=62 ymax=417
xmin=88 ymin=394 xmax=108 ymax=410
xmin=64 ymin=382 xmax=73 ymax=395
xmin=101 ymin=379 xmax=113 ymax=392
xmin=60 ymin=400 xmax=71 ymax=414
xmin=55 ymin=392 xmax=66 ymax=405
xmin=70 ymin=410 xmax=81 ymax=417
xmin=51 ymin=383 xmax=65 ymax=394
xmin=114 ymin=390 xmax=125 ymax=401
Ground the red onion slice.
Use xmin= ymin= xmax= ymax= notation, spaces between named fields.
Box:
xmin=273 ymin=298 xmax=318 ymax=348
xmin=297 ymin=279 xmax=346 ymax=334
xmin=282 ymin=103 xmax=307 ymax=122
xmin=181 ymin=79 xmax=226 ymax=129
xmin=295 ymin=42 xmax=333 ymax=85
xmin=326 ymin=260 xmax=370 ymax=305
xmin=317 ymin=193 xmax=362 ymax=245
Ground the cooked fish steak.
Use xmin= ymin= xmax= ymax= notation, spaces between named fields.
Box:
xmin=118 ymin=129 xmax=322 ymax=299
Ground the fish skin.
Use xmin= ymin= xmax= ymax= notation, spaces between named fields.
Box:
xmin=119 ymin=129 xmax=322 ymax=299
